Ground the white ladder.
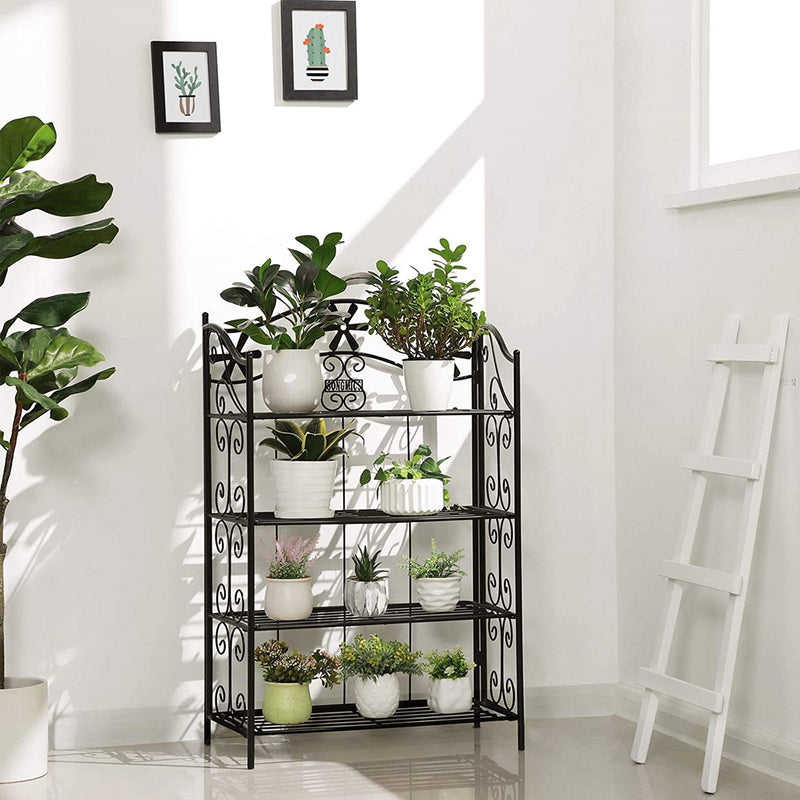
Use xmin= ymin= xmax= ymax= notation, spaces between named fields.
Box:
xmin=630 ymin=313 xmax=790 ymax=794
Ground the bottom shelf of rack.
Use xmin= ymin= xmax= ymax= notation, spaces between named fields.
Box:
xmin=210 ymin=699 xmax=516 ymax=737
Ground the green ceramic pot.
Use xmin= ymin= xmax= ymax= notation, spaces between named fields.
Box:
xmin=262 ymin=681 xmax=312 ymax=725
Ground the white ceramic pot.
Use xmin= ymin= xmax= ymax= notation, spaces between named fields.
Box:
xmin=351 ymin=674 xmax=400 ymax=718
xmin=262 ymin=349 xmax=323 ymax=413
xmin=264 ymin=576 xmax=314 ymax=621
xmin=0 ymin=678 xmax=48 ymax=783
xmin=402 ymin=359 xmax=455 ymax=411
xmin=427 ymin=675 xmax=473 ymax=714
xmin=415 ymin=576 xmax=462 ymax=612
xmin=344 ymin=577 xmax=389 ymax=617
xmin=272 ymin=460 xmax=337 ymax=519
xmin=380 ymin=479 xmax=444 ymax=516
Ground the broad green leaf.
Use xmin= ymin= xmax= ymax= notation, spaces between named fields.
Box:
xmin=25 ymin=327 xmax=54 ymax=366
xmin=313 ymin=243 xmax=336 ymax=269
xmin=5 ymin=376 xmax=67 ymax=418
xmin=303 ymin=432 xmax=325 ymax=460
xmin=27 ymin=335 xmax=104 ymax=379
xmin=287 ymin=248 xmax=308 ymax=265
xmin=258 ymin=437 xmax=292 ymax=456
xmin=359 ymin=469 xmax=371 ymax=486
xmin=295 ymin=235 xmax=320 ymax=251
xmin=323 ymin=232 xmax=343 ymax=247
xmin=314 ymin=270 xmax=346 ymax=300
xmin=220 ymin=286 xmax=255 ymax=306
xmin=0 ymin=117 xmax=56 ymax=182
xmin=0 ymin=170 xmax=57 ymax=200
xmin=0 ymin=431 xmax=9 ymax=451
xmin=0 ymin=174 xmax=113 ymax=223
xmin=295 ymin=261 xmax=318 ymax=292
xmin=0 ymin=342 xmax=19 ymax=368
xmin=0 ymin=230 xmax=33 ymax=262
xmin=7 ymin=293 xmax=90 ymax=336
xmin=227 ymin=319 xmax=272 ymax=346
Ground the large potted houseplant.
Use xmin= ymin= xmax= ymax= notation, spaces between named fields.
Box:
xmin=221 ymin=233 xmax=348 ymax=413
xmin=344 ymin=545 xmax=389 ymax=617
xmin=264 ymin=533 xmax=318 ymax=621
xmin=254 ymin=639 xmax=340 ymax=725
xmin=400 ymin=539 xmax=466 ymax=613
xmin=364 ymin=239 xmax=487 ymax=411
xmin=359 ymin=443 xmax=451 ymax=515
xmin=0 ymin=116 xmax=117 ymax=784
xmin=260 ymin=418 xmax=361 ymax=519
xmin=425 ymin=647 xmax=475 ymax=714
xmin=338 ymin=634 xmax=422 ymax=719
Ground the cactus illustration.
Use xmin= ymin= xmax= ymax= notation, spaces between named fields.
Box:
xmin=303 ymin=24 xmax=331 ymax=67
xmin=172 ymin=61 xmax=202 ymax=96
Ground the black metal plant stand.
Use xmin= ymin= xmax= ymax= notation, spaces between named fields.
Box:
xmin=202 ymin=302 xmax=524 ymax=769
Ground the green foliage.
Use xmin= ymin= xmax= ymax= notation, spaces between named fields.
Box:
xmin=255 ymin=639 xmax=341 ymax=687
xmin=350 ymin=545 xmax=387 ymax=582
xmin=172 ymin=62 xmax=202 ymax=95
xmin=359 ymin=443 xmax=451 ymax=504
xmin=400 ymin=539 xmax=466 ymax=579
xmin=424 ymin=647 xmax=475 ymax=680
xmin=364 ymin=239 xmax=488 ymax=360
xmin=260 ymin=417 xmax=361 ymax=462
xmin=338 ymin=634 xmax=422 ymax=680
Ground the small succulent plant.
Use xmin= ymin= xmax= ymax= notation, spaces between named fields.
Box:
xmin=350 ymin=545 xmax=388 ymax=583
xmin=260 ymin=418 xmax=361 ymax=461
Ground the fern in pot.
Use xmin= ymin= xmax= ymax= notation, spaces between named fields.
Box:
xmin=425 ymin=647 xmax=475 ymax=714
xmin=359 ymin=443 xmax=450 ymax=516
xmin=264 ymin=533 xmax=319 ymax=621
xmin=345 ymin=545 xmax=389 ymax=617
xmin=364 ymin=239 xmax=487 ymax=411
xmin=401 ymin=539 xmax=466 ymax=613
xmin=261 ymin=418 xmax=361 ymax=519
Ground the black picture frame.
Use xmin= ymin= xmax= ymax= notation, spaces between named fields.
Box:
xmin=151 ymin=41 xmax=221 ymax=133
xmin=281 ymin=0 xmax=358 ymax=101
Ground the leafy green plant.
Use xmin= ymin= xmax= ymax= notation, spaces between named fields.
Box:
xmin=172 ymin=62 xmax=202 ymax=95
xmin=359 ymin=444 xmax=451 ymax=504
xmin=221 ymin=233 xmax=349 ymax=349
xmin=400 ymin=539 xmax=466 ymax=579
xmin=338 ymin=634 xmax=422 ymax=680
xmin=267 ymin=533 xmax=318 ymax=579
xmin=0 ymin=116 xmax=118 ymax=688
xmin=255 ymin=639 xmax=341 ymax=687
xmin=260 ymin=418 xmax=361 ymax=461
xmin=350 ymin=545 xmax=387 ymax=583
xmin=364 ymin=239 xmax=488 ymax=360
xmin=424 ymin=647 xmax=475 ymax=680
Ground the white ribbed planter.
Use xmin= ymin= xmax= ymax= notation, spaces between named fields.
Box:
xmin=0 ymin=678 xmax=48 ymax=783
xmin=262 ymin=349 xmax=323 ymax=413
xmin=345 ymin=577 xmax=389 ymax=617
xmin=264 ymin=576 xmax=314 ymax=620
xmin=351 ymin=674 xmax=400 ymax=718
xmin=427 ymin=675 xmax=473 ymax=714
xmin=414 ymin=576 xmax=462 ymax=612
xmin=380 ymin=479 xmax=444 ymax=516
xmin=403 ymin=359 xmax=454 ymax=411
xmin=272 ymin=460 xmax=337 ymax=519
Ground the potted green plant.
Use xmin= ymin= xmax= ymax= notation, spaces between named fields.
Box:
xmin=359 ymin=444 xmax=451 ymax=515
xmin=255 ymin=639 xmax=340 ymax=725
xmin=364 ymin=239 xmax=488 ymax=411
xmin=265 ymin=533 xmax=318 ymax=621
xmin=338 ymin=634 xmax=422 ymax=719
xmin=221 ymin=233 xmax=348 ymax=413
xmin=260 ymin=418 xmax=361 ymax=519
xmin=345 ymin=545 xmax=389 ymax=617
xmin=424 ymin=647 xmax=475 ymax=714
xmin=0 ymin=116 xmax=117 ymax=784
xmin=400 ymin=539 xmax=466 ymax=613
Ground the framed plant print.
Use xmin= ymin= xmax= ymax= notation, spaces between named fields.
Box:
xmin=281 ymin=0 xmax=358 ymax=101
xmin=150 ymin=41 xmax=221 ymax=133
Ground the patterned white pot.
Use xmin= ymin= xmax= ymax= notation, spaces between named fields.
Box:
xmin=351 ymin=674 xmax=400 ymax=718
xmin=403 ymin=359 xmax=454 ymax=411
xmin=415 ymin=576 xmax=462 ymax=612
xmin=262 ymin=349 xmax=323 ymax=413
xmin=0 ymin=678 xmax=48 ymax=783
xmin=272 ymin=460 xmax=337 ymax=519
xmin=380 ymin=479 xmax=444 ymax=516
xmin=264 ymin=576 xmax=314 ymax=621
xmin=345 ymin=577 xmax=389 ymax=617
xmin=427 ymin=675 xmax=473 ymax=714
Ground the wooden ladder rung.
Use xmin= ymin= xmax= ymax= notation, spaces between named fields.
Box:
xmin=660 ymin=561 xmax=743 ymax=595
xmin=638 ymin=669 xmax=725 ymax=713
xmin=706 ymin=344 xmax=779 ymax=364
xmin=684 ymin=452 xmax=761 ymax=480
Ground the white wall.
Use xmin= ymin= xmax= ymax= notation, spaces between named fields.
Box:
xmin=616 ymin=0 xmax=800 ymax=751
xmin=0 ymin=0 xmax=617 ymax=747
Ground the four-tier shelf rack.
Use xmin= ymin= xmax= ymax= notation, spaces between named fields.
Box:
xmin=202 ymin=301 xmax=524 ymax=769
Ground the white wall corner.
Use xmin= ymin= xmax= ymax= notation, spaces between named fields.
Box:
xmin=526 ymin=684 xmax=617 ymax=720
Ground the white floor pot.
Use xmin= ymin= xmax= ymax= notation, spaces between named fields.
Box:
xmin=344 ymin=577 xmax=389 ymax=617
xmin=272 ymin=460 xmax=337 ymax=519
xmin=351 ymin=674 xmax=400 ymax=718
xmin=380 ymin=479 xmax=444 ymax=516
xmin=414 ymin=576 xmax=462 ymax=612
xmin=264 ymin=576 xmax=314 ymax=621
xmin=0 ymin=678 xmax=48 ymax=783
xmin=402 ymin=359 xmax=455 ymax=411
xmin=262 ymin=349 xmax=323 ymax=413
xmin=427 ymin=675 xmax=473 ymax=714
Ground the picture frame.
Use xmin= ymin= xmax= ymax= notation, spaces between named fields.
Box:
xmin=150 ymin=41 xmax=221 ymax=133
xmin=281 ymin=0 xmax=358 ymax=101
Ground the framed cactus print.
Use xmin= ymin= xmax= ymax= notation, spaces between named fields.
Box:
xmin=150 ymin=41 xmax=221 ymax=133
xmin=281 ymin=0 xmax=358 ymax=101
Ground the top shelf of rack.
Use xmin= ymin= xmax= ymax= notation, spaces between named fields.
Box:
xmin=209 ymin=408 xmax=513 ymax=420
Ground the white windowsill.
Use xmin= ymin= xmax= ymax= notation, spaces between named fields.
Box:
xmin=663 ymin=173 xmax=800 ymax=209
